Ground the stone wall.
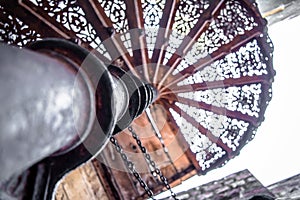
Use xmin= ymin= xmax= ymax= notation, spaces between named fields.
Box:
xmin=268 ymin=173 xmax=300 ymax=199
xmin=162 ymin=170 xmax=274 ymax=200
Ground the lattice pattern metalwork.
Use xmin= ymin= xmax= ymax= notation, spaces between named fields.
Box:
xmin=28 ymin=0 xmax=100 ymax=48
xmin=99 ymin=0 xmax=129 ymax=33
xmin=142 ymin=0 xmax=166 ymax=57
xmin=98 ymin=0 xmax=133 ymax=55
xmin=162 ymin=0 xmax=210 ymax=65
xmin=177 ymin=39 xmax=269 ymax=83
xmin=0 ymin=5 xmax=41 ymax=46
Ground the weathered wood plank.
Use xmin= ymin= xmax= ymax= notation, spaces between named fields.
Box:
xmin=55 ymin=162 xmax=109 ymax=200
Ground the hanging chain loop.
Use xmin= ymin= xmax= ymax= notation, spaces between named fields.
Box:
xmin=128 ymin=126 xmax=178 ymax=200
xmin=110 ymin=136 xmax=155 ymax=199
xmin=145 ymin=109 xmax=178 ymax=174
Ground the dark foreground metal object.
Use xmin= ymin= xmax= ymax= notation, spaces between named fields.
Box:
xmin=0 ymin=39 xmax=155 ymax=200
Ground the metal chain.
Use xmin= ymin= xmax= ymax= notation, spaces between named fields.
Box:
xmin=110 ymin=136 xmax=155 ymax=199
xmin=145 ymin=108 xmax=179 ymax=174
xmin=128 ymin=126 xmax=178 ymax=200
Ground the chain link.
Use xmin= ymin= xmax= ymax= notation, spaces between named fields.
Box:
xmin=110 ymin=136 xmax=155 ymax=199
xmin=145 ymin=109 xmax=178 ymax=174
xmin=128 ymin=126 xmax=178 ymax=200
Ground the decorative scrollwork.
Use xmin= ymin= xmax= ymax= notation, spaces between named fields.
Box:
xmin=169 ymin=108 xmax=227 ymax=171
xmin=177 ymin=39 xmax=268 ymax=84
xmin=174 ymin=0 xmax=209 ymax=35
xmin=99 ymin=0 xmax=129 ymax=33
xmin=0 ymin=5 xmax=41 ymax=46
xmin=142 ymin=0 xmax=165 ymax=28
xmin=178 ymin=83 xmax=262 ymax=118
xmin=163 ymin=0 xmax=210 ymax=64
xmin=98 ymin=0 xmax=132 ymax=55
xmin=206 ymin=0 xmax=258 ymax=53
xmin=26 ymin=0 xmax=103 ymax=49
xmin=142 ymin=0 xmax=166 ymax=58
xmin=176 ymin=102 xmax=249 ymax=151
xmin=174 ymin=0 xmax=258 ymax=74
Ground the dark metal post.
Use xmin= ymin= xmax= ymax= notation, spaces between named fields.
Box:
xmin=0 ymin=39 xmax=155 ymax=199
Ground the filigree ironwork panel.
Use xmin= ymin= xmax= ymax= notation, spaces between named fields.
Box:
xmin=99 ymin=0 xmax=129 ymax=33
xmin=177 ymin=39 xmax=269 ymax=84
xmin=172 ymin=0 xmax=259 ymax=76
xmin=98 ymin=0 xmax=132 ymax=55
xmin=0 ymin=5 xmax=41 ymax=46
xmin=176 ymin=102 xmax=250 ymax=151
xmin=178 ymin=83 xmax=262 ymax=118
xmin=24 ymin=0 xmax=106 ymax=51
xmin=142 ymin=0 xmax=166 ymax=58
xmin=163 ymin=0 xmax=210 ymax=64
xmin=169 ymin=108 xmax=227 ymax=171
xmin=204 ymin=0 xmax=258 ymax=53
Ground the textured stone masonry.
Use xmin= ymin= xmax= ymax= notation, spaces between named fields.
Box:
xmin=162 ymin=170 xmax=274 ymax=200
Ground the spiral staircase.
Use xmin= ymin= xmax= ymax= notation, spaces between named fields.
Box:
xmin=0 ymin=0 xmax=275 ymax=199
